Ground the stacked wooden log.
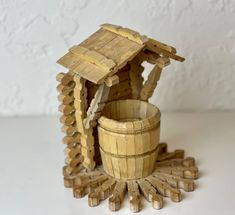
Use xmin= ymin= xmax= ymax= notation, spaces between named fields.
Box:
xmin=107 ymin=66 xmax=133 ymax=101
xmin=56 ymin=71 xmax=84 ymax=187
xmin=86 ymin=65 xmax=133 ymax=105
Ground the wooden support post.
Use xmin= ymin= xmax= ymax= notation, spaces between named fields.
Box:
xmin=83 ymin=83 xmax=110 ymax=129
xmin=140 ymin=57 xmax=170 ymax=101
xmin=129 ymin=58 xmax=144 ymax=99
xmin=73 ymin=75 xmax=96 ymax=170
xmin=56 ymin=71 xmax=84 ymax=178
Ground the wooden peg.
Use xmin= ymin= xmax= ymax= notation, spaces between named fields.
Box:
xmin=88 ymin=178 xmax=116 ymax=207
xmin=105 ymin=75 xmax=119 ymax=87
xmin=60 ymin=115 xmax=76 ymax=126
xmin=138 ymin=179 xmax=163 ymax=209
xmin=59 ymin=104 xmax=75 ymax=115
xmin=56 ymin=72 xmax=74 ymax=85
xmin=109 ymin=181 xmax=126 ymax=211
xmin=58 ymin=94 xmax=74 ymax=105
xmin=61 ymin=125 xmax=77 ymax=136
xmin=147 ymin=176 xmax=182 ymax=202
xmin=57 ymin=83 xmax=75 ymax=95
xmin=127 ymin=181 xmax=141 ymax=212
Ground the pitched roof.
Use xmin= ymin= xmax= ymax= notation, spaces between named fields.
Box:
xmin=57 ymin=23 xmax=184 ymax=84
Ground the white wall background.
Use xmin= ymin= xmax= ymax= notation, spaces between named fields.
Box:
xmin=0 ymin=0 xmax=235 ymax=116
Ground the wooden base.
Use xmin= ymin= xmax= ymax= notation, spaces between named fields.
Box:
xmin=63 ymin=143 xmax=199 ymax=212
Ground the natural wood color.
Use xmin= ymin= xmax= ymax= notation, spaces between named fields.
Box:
xmin=64 ymin=145 xmax=81 ymax=158
xmin=138 ymin=179 xmax=163 ymax=209
xmin=98 ymin=99 xmax=160 ymax=179
xmin=147 ymin=175 xmax=182 ymax=202
xmin=57 ymin=71 xmax=80 ymax=177
xmin=63 ymin=163 xmax=84 ymax=175
xmin=56 ymin=72 xmax=74 ymax=85
xmin=58 ymin=94 xmax=74 ymax=105
xmin=101 ymin=23 xmax=148 ymax=45
xmin=61 ymin=125 xmax=77 ymax=136
xmin=69 ymin=45 xmax=116 ymax=71
xmin=127 ymin=181 xmax=141 ymax=212
xmin=153 ymin=171 xmax=195 ymax=192
xmin=60 ymin=115 xmax=76 ymax=126
xmin=58 ymin=28 xmax=144 ymax=84
xmin=73 ymin=75 xmax=95 ymax=170
xmin=146 ymin=38 xmax=185 ymax=62
xmin=88 ymin=178 xmax=116 ymax=206
xmin=138 ymin=50 xmax=160 ymax=64
xmin=157 ymin=149 xmax=185 ymax=161
xmin=60 ymin=142 xmax=199 ymax=212
xmin=140 ymin=57 xmax=170 ymax=101
xmin=59 ymin=104 xmax=75 ymax=115
xmin=65 ymin=155 xmax=83 ymax=167
xmin=104 ymin=75 xmax=119 ymax=87
xmin=155 ymin=165 xmax=199 ymax=179
xmin=55 ymin=24 xmax=194 ymax=213
xmin=74 ymin=171 xmax=104 ymax=186
xmin=109 ymin=181 xmax=126 ymax=211
xmin=73 ymin=174 xmax=109 ymax=198
xmin=83 ymin=83 xmax=110 ymax=129
xmin=62 ymin=133 xmax=81 ymax=145
xmin=128 ymin=58 xmax=144 ymax=99
xmin=57 ymin=83 xmax=75 ymax=95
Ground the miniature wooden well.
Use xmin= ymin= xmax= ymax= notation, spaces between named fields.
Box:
xmin=98 ymin=99 xmax=160 ymax=179
xmin=56 ymin=23 xmax=199 ymax=212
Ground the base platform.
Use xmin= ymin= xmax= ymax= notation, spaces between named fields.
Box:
xmin=63 ymin=143 xmax=199 ymax=212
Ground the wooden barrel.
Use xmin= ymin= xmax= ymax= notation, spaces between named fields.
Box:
xmin=98 ymin=99 xmax=161 ymax=179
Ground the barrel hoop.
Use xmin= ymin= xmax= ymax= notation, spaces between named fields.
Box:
xmin=99 ymin=121 xmax=160 ymax=134
xmin=100 ymin=144 xmax=159 ymax=158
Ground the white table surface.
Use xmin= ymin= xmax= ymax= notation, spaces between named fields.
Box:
xmin=0 ymin=113 xmax=234 ymax=215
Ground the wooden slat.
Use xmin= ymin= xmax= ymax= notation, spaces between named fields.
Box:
xmin=140 ymin=57 xmax=170 ymax=101
xmin=138 ymin=179 xmax=163 ymax=209
xmin=146 ymin=38 xmax=185 ymax=62
xmin=98 ymin=36 xmax=144 ymax=73
xmin=153 ymin=172 xmax=195 ymax=192
xmin=108 ymin=181 xmax=126 ymax=211
xmin=72 ymin=60 xmax=108 ymax=84
xmin=146 ymin=175 xmax=182 ymax=202
xmin=57 ymin=52 xmax=80 ymax=69
xmin=101 ymin=23 xmax=148 ymax=45
xmin=83 ymin=83 xmax=110 ymax=129
xmin=88 ymin=178 xmax=116 ymax=206
xmin=73 ymin=75 xmax=95 ymax=170
xmin=127 ymin=181 xmax=141 ymax=212
xmin=69 ymin=45 xmax=116 ymax=71
xmin=80 ymin=28 xmax=117 ymax=51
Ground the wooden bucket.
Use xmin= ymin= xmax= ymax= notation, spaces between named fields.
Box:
xmin=98 ymin=99 xmax=161 ymax=179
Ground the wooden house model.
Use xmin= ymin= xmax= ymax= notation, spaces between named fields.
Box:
xmin=56 ymin=24 xmax=198 ymax=212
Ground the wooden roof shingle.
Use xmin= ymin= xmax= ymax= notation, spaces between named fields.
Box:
xmin=57 ymin=23 xmax=185 ymax=84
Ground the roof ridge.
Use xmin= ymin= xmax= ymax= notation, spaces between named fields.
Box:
xmin=101 ymin=23 xmax=148 ymax=45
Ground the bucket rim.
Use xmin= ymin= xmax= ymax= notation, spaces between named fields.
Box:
xmin=98 ymin=99 xmax=161 ymax=134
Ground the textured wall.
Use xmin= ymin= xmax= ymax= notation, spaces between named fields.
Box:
xmin=0 ymin=0 xmax=235 ymax=115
